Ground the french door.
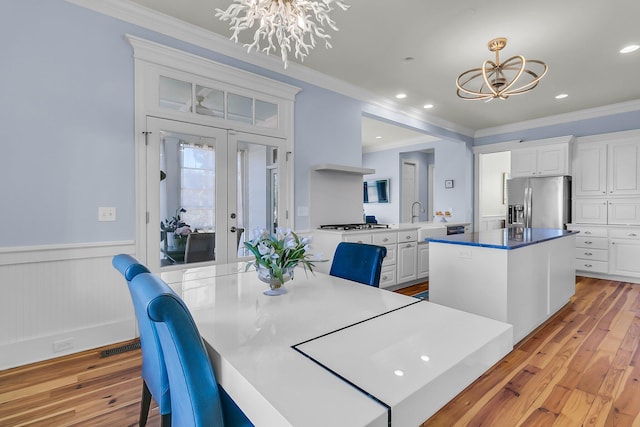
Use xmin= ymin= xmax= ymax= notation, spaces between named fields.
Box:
xmin=145 ymin=117 xmax=286 ymax=271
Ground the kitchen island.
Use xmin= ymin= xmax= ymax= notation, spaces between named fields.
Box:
xmin=429 ymin=227 xmax=577 ymax=343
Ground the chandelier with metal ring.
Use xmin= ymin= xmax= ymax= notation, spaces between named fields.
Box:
xmin=216 ymin=0 xmax=349 ymax=69
xmin=456 ymin=38 xmax=548 ymax=101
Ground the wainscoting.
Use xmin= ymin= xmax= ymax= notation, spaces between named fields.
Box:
xmin=0 ymin=241 xmax=137 ymax=370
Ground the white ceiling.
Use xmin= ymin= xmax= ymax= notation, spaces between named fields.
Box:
xmin=128 ymin=0 xmax=640 ymax=139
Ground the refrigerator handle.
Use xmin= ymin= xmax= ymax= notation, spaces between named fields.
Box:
xmin=525 ymin=186 xmax=532 ymax=227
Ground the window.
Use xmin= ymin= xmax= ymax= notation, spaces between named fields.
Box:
xmin=180 ymin=142 xmax=215 ymax=231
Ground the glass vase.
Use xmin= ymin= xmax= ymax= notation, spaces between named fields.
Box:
xmin=257 ymin=265 xmax=294 ymax=296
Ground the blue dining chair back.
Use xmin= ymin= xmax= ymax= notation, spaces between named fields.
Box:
xmin=329 ymin=242 xmax=387 ymax=287
xmin=132 ymin=272 xmax=253 ymax=427
xmin=112 ymin=254 xmax=171 ymax=426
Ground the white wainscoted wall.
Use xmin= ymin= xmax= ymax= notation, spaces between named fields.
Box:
xmin=0 ymin=242 xmax=137 ymax=370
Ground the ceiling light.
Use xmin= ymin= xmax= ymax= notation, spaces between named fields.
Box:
xmin=555 ymin=93 xmax=568 ymax=99
xmin=394 ymin=370 xmax=404 ymax=376
xmin=375 ymin=136 xmax=382 ymax=139
xmin=396 ymin=93 xmax=407 ymax=99
xmin=215 ymin=0 xmax=349 ymax=69
xmin=620 ymin=44 xmax=640 ymax=54
xmin=423 ymin=104 xmax=434 ymax=109
xmin=456 ymin=37 xmax=548 ymax=101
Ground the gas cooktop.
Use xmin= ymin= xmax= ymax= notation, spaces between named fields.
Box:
xmin=318 ymin=223 xmax=390 ymax=231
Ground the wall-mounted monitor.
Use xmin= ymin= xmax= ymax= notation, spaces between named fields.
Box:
xmin=363 ymin=179 xmax=390 ymax=204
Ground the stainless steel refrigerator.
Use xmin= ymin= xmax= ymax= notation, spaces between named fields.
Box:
xmin=506 ymin=175 xmax=571 ymax=229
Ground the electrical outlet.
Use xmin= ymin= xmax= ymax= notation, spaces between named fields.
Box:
xmin=98 ymin=207 xmax=117 ymax=222
xmin=53 ymin=338 xmax=74 ymax=353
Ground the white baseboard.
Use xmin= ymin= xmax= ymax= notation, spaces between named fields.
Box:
xmin=0 ymin=319 xmax=135 ymax=370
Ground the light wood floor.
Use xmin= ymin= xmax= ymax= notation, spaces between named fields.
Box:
xmin=1 ymin=277 xmax=638 ymax=426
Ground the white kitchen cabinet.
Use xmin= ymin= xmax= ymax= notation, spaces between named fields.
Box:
xmin=574 ymin=199 xmax=608 ymax=224
xmin=312 ymin=227 xmax=421 ymax=289
xmin=397 ymin=230 xmax=418 ymax=284
xmin=608 ymin=141 xmax=640 ymax=196
xmin=417 ymin=243 xmax=430 ymax=279
xmin=610 ymin=229 xmax=640 ymax=278
xmin=397 ymin=241 xmax=417 ymax=283
xmin=608 ymin=199 xmax=640 ymax=225
xmin=568 ymin=225 xmax=609 ymax=274
xmin=511 ymin=143 xmax=568 ymax=178
xmin=573 ymin=132 xmax=640 ymax=199
xmin=574 ymin=142 xmax=607 ymax=197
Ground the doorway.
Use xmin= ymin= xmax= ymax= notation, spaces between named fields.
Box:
xmin=401 ymin=160 xmax=418 ymax=223
xmin=145 ymin=117 xmax=286 ymax=270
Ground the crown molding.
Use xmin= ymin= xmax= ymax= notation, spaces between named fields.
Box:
xmin=363 ymin=134 xmax=441 ymax=154
xmin=65 ymin=0 xmax=473 ymax=138
xmin=475 ymin=99 xmax=640 ymax=139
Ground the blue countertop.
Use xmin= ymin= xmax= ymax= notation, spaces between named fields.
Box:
xmin=427 ymin=227 xmax=578 ymax=250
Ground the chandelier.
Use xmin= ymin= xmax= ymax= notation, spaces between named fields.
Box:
xmin=215 ymin=0 xmax=349 ymax=69
xmin=456 ymin=38 xmax=548 ymax=101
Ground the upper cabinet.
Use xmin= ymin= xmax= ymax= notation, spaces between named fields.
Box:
xmin=574 ymin=132 xmax=640 ymax=197
xmin=609 ymin=141 xmax=640 ymax=196
xmin=574 ymin=143 xmax=607 ymax=196
xmin=511 ymin=143 xmax=569 ymax=178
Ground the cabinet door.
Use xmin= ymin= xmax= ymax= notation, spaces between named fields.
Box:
xmin=574 ymin=143 xmax=607 ymax=196
xmin=537 ymin=144 xmax=568 ymax=176
xmin=574 ymin=199 xmax=608 ymax=224
xmin=417 ymin=244 xmax=429 ymax=278
xmin=608 ymin=199 xmax=640 ymax=225
xmin=511 ymin=148 xmax=538 ymax=177
xmin=608 ymin=141 xmax=640 ymax=195
xmin=610 ymin=239 xmax=640 ymax=277
xmin=397 ymin=242 xmax=417 ymax=283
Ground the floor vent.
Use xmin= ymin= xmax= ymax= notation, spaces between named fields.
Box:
xmin=100 ymin=341 xmax=141 ymax=358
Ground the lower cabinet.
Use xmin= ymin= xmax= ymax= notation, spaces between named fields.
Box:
xmin=397 ymin=241 xmax=417 ymax=283
xmin=312 ymin=228 xmax=420 ymax=288
xmin=610 ymin=228 xmax=640 ymax=278
xmin=568 ymin=224 xmax=640 ymax=279
xmin=417 ymin=243 xmax=430 ymax=279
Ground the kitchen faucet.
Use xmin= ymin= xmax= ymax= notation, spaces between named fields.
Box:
xmin=411 ymin=201 xmax=425 ymax=223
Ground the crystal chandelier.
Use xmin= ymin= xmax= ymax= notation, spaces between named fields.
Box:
xmin=456 ymin=38 xmax=548 ymax=101
xmin=215 ymin=0 xmax=349 ymax=69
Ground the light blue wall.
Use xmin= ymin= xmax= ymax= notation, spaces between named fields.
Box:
xmin=363 ymin=138 xmax=472 ymax=225
xmin=474 ymin=109 xmax=640 ymax=146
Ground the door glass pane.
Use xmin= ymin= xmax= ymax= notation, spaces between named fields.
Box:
xmin=236 ymin=142 xmax=278 ymax=257
xmin=255 ymin=100 xmax=278 ymax=128
xmin=228 ymin=93 xmax=253 ymax=124
xmin=160 ymin=131 xmax=216 ymax=266
xmin=195 ymin=85 xmax=224 ymax=118
xmin=159 ymin=76 xmax=192 ymax=112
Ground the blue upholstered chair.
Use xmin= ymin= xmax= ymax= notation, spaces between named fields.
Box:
xmin=329 ymin=242 xmax=387 ymax=287
xmin=131 ymin=272 xmax=253 ymax=427
xmin=112 ymin=254 xmax=171 ymax=427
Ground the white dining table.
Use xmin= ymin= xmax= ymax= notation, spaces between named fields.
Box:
xmin=161 ymin=264 xmax=513 ymax=427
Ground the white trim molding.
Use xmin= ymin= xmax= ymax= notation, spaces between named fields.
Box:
xmin=0 ymin=240 xmax=136 ymax=266
xmin=475 ymin=99 xmax=640 ymax=138
xmin=65 ymin=0 xmax=474 ymax=138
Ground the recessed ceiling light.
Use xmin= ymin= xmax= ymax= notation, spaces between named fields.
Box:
xmin=375 ymin=136 xmax=382 ymax=139
xmin=555 ymin=93 xmax=569 ymax=99
xmin=420 ymin=355 xmax=431 ymax=362
xmin=394 ymin=369 xmax=404 ymax=377
xmin=620 ymin=44 xmax=639 ymax=54
xmin=396 ymin=93 xmax=407 ymax=99
xmin=423 ymin=104 xmax=434 ymax=109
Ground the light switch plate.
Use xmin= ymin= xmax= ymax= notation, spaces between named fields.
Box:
xmin=98 ymin=207 xmax=117 ymax=222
